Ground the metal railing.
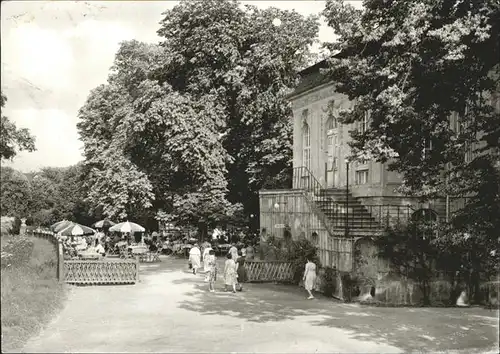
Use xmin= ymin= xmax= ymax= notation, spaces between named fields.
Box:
xmin=292 ymin=166 xmax=413 ymax=232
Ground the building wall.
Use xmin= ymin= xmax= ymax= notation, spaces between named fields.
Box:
xmin=259 ymin=190 xmax=353 ymax=272
xmin=291 ymin=83 xmax=399 ymax=196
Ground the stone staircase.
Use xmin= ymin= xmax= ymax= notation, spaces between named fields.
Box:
xmin=313 ymin=187 xmax=383 ymax=236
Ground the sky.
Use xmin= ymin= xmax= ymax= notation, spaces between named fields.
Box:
xmin=1 ymin=0 xmax=362 ymax=173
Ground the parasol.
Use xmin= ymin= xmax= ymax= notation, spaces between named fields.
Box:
xmin=109 ymin=221 xmax=145 ymax=233
xmin=58 ymin=222 xmax=96 ymax=236
xmin=51 ymin=220 xmax=70 ymax=231
xmin=92 ymin=219 xmax=116 ymax=228
xmin=53 ymin=220 xmax=74 ymax=233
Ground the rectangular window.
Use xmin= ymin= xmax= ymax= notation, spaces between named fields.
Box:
xmin=355 ymin=170 xmax=369 ymax=185
xmin=360 ymin=111 xmax=370 ymax=134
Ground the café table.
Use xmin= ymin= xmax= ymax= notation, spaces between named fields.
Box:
xmin=78 ymin=251 xmax=101 ymax=260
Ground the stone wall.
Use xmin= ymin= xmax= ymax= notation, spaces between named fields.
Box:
xmin=259 ymin=189 xmax=354 ymax=272
xmin=314 ymin=236 xmax=499 ymax=306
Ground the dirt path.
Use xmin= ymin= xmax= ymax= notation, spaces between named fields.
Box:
xmin=22 ymin=258 xmax=499 ymax=353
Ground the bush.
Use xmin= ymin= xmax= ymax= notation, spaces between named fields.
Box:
xmin=1 ymin=236 xmax=34 ymax=268
xmin=1 ymin=237 xmax=66 ymax=352
xmin=10 ymin=217 xmax=22 ymax=235
xmin=322 ymin=266 xmax=337 ymax=297
xmin=265 ymin=235 xmax=320 ymax=284
xmin=25 ymin=217 xmax=34 ymax=226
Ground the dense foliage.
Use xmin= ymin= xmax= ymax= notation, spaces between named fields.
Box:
xmin=322 ymin=0 xmax=500 ymax=278
xmin=77 ymin=0 xmax=319 ymax=232
xmin=0 ymin=93 xmax=36 ymax=160
xmin=265 ymin=235 xmax=320 ymax=284
xmin=375 ymin=222 xmax=437 ymax=305
xmin=1 ymin=236 xmax=34 ymax=268
xmin=0 ymin=164 xmax=97 ymax=227
xmin=0 ymin=167 xmax=31 ymax=217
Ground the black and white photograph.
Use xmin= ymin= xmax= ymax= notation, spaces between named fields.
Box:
xmin=1 ymin=0 xmax=499 ymax=353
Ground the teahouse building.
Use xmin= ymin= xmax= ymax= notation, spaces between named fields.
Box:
xmin=258 ymin=59 xmax=499 ymax=302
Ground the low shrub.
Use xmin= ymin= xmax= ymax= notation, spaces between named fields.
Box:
xmin=322 ymin=266 xmax=337 ymax=297
xmin=1 ymin=236 xmax=34 ymax=268
xmin=1 ymin=236 xmax=66 ymax=352
xmin=265 ymin=235 xmax=320 ymax=284
xmin=11 ymin=217 xmax=22 ymax=235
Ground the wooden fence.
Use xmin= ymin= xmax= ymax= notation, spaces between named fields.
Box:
xmin=31 ymin=229 xmax=140 ymax=285
xmin=64 ymin=259 xmax=139 ymax=285
xmin=245 ymin=260 xmax=294 ymax=282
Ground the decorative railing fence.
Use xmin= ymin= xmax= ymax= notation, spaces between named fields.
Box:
xmin=245 ymin=260 xmax=294 ymax=282
xmin=31 ymin=229 xmax=140 ymax=285
xmin=64 ymin=259 xmax=139 ymax=285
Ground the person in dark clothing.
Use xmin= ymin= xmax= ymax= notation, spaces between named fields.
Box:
xmin=236 ymin=251 xmax=248 ymax=291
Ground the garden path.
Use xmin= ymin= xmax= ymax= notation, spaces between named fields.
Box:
xmin=22 ymin=258 xmax=499 ymax=353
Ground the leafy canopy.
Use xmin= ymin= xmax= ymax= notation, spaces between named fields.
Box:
xmin=0 ymin=93 xmax=36 ymax=160
xmin=322 ymin=0 xmax=500 ymax=273
xmin=77 ymin=0 xmax=319 ymax=226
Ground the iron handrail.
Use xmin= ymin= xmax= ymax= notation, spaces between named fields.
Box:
xmin=292 ymin=166 xmax=414 ymax=231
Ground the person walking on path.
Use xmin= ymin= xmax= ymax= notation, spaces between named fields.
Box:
xmin=229 ymin=243 xmax=238 ymax=262
xmin=245 ymin=243 xmax=255 ymax=261
xmin=189 ymin=243 xmax=201 ymax=275
xmin=202 ymin=243 xmax=212 ymax=271
xmin=224 ymin=253 xmax=238 ymax=293
xmin=303 ymin=257 xmax=317 ymax=300
xmin=236 ymin=251 xmax=248 ymax=291
xmin=207 ymin=249 xmax=217 ymax=292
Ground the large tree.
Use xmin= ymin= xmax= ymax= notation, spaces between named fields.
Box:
xmin=322 ymin=0 xmax=500 ymax=275
xmin=0 ymin=93 xmax=36 ymax=160
xmin=0 ymin=167 xmax=32 ymax=217
xmin=26 ymin=165 xmax=99 ymax=226
xmin=78 ymin=0 xmax=319 ymax=232
xmin=156 ymin=0 xmax=318 ymax=218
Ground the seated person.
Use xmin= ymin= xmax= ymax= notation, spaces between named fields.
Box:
xmin=95 ymin=241 xmax=105 ymax=256
xmin=149 ymin=242 xmax=158 ymax=252
xmin=75 ymin=237 xmax=88 ymax=251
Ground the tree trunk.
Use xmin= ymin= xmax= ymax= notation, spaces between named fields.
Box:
xmin=420 ymin=279 xmax=431 ymax=305
xmin=198 ymin=221 xmax=208 ymax=242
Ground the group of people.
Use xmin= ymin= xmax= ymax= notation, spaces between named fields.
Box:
xmin=188 ymin=242 xmax=251 ymax=293
xmin=62 ymin=236 xmax=106 ymax=259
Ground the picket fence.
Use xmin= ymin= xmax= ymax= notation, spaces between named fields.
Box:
xmin=245 ymin=260 xmax=294 ymax=282
xmin=31 ymin=230 xmax=139 ymax=285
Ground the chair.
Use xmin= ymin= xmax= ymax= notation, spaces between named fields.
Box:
xmin=118 ymin=245 xmax=130 ymax=259
xmin=151 ymin=249 xmax=161 ymax=263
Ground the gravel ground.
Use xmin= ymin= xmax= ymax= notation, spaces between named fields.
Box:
xmin=21 ymin=257 xmax=499 ymax=353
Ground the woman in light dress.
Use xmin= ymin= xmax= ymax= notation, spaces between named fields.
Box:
xmin=207 ymin=250 xmax=217 ymax=292
xmin=303 ymin=257 xmax=317 ymax=299
xmin=189 ymin=244 xmax=201 ymax=275
xmin=224 ymin=253 xmax=238 ymax=293
xmin=202 ymin=244 xmax=213 ymax=271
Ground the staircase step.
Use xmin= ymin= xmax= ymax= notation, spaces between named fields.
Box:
xmin=328 ymin=225 xmax=383 ymax=230
xmin=314 ymin=200 xmax=366 ymax=208
xmin=321 ymin=209 xmax=374 ymax=216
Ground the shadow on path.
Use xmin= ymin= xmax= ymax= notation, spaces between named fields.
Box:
xmin=175 ymin=269 xmax=499 ymax=353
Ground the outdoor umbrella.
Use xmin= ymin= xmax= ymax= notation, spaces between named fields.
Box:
xmin=58 ymin=223 xmax=96 ymax=236
xmin=51 ymin=220 xmax=69 ymax=231
xmin=109 ymin=221 xmax=145 ymax=233
xmin=53 ymin=220 xmax=74 ymax=233
xmin=92 ymin=219 xmax=116 ymax=229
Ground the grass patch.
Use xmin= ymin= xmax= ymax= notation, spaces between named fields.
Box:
xmin=1 ymin=236 xmax=67 ymax=353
